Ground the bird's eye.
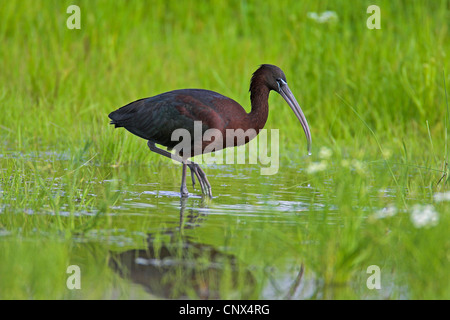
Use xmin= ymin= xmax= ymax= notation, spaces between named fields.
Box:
xmin=276 ymin=78 xmax=286 ymax=91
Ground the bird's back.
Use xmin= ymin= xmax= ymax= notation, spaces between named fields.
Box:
xmin=109 ymin=89 xmax=247 ymax=150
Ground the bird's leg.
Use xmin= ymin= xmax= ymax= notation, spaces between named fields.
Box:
xmin=180 ymin=162 xmax=189 ymax=197
xmin=147 ymin=141 xmax=182 ymax=161
xmin=147 ymin=141 xmax=212 ymax=198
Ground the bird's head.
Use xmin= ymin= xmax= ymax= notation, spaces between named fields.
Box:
xmin=252 ymin=64 xmax=312 ymax=155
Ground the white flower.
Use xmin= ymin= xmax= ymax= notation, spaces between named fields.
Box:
xmin=410 ymin=204 xmax=439 ymax=228
xmin=351 ymin=159 xmax=366 ymax=173
xmin=433 ymin=191 xmax=450 ymax=202
xmin=319 ymin=147 xmax=333 ymax=160
xmin=340 ymin=159 xmax=366 ymax=173
xmin=307 ymin=11 xmax=339 ymax=24
xmin=307 ymin=161 xmax=327 ymax=174
xmin=373 ymin=205 xmax=397 ymax=219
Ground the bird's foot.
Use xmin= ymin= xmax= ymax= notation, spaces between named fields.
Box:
xmin=188 ymin=163 xmax=212 ymax=198
xmin=180 ymin=185 xmax=189 ymax=198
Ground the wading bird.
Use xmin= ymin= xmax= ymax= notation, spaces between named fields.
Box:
xmin=109 ymin=64 xmax=311 ymax=198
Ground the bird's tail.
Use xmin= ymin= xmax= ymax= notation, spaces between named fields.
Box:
xmin=109 ymin=98 xmax=148 ymax=128
xmin=108 ymin=110 xmax=132 ymax=128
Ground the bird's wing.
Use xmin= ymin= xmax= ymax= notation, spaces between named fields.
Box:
xmin=108 ymin=90 xmax=226 ymax=148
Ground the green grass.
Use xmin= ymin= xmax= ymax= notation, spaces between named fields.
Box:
xmin=0 ymin=0 xmax=449 ymax=299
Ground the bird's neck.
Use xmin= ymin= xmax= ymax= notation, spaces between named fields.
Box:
xmin=247 ymin=78 xmax=270 ymax=131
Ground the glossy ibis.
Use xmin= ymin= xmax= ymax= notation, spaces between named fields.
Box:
xmin=109 ymin=64 xmax=311 ymax=198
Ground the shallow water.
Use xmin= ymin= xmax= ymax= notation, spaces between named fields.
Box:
xmin=0 ymin=152 xmax=409 ymax=299
xmin=102 ymin=171 xmax=321 ymax=299
xmin=94 ymin=163 xmax=398 ymax=299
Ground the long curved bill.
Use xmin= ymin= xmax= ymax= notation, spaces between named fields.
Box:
xmin=278 ymin=80 xmax=312 ymax=155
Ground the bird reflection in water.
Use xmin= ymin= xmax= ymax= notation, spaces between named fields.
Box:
xmin=109 ymin=198 xmax=255 ymax=299
xmin=109 ymin=198 xmax=306 ymax=299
